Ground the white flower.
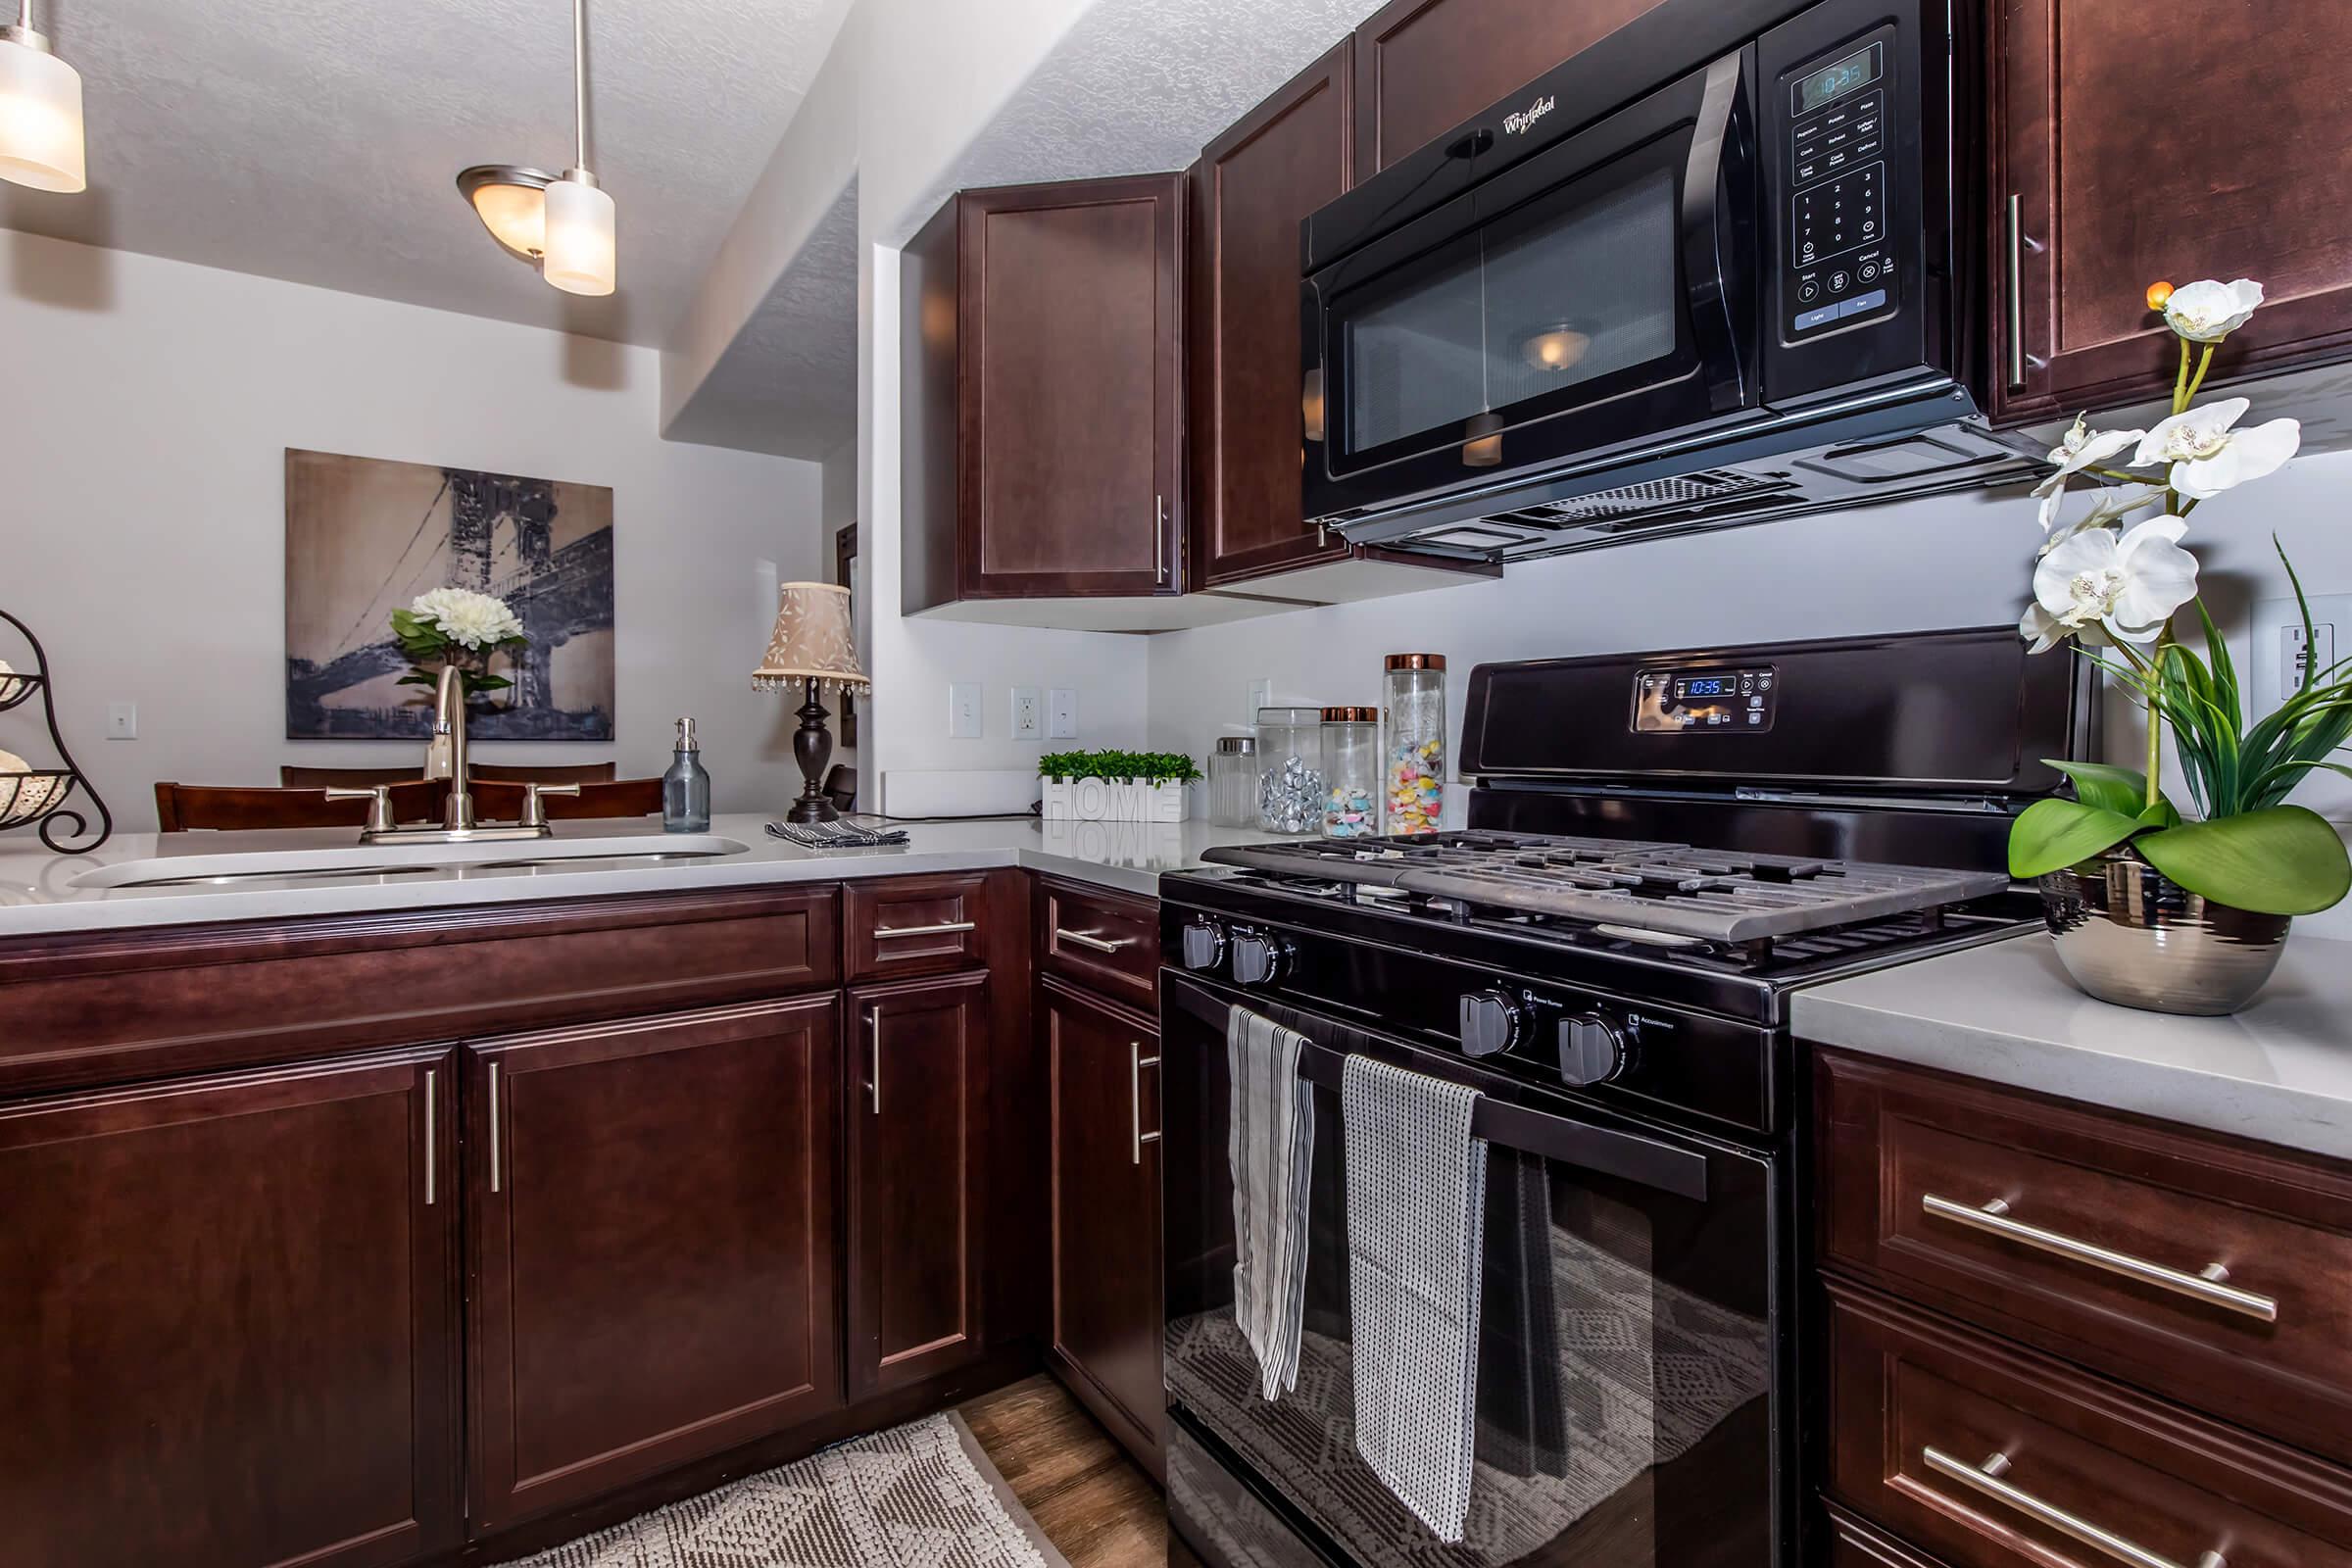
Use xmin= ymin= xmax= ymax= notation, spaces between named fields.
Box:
xmin=2032 ymin=515 xmax=2198 ymax=646
xmin=412 ymin=586 xmax=524 ymax=650
xmin=2037 ymin=485 xmax=2166 ymax=558
xmin=2131 ymin=397 xmax=2301 ymax=500
xmin=2033 ymin=415 xmax=2143 ymax=530
xmin=2162 ymin=278 xmax=2263 ymax=342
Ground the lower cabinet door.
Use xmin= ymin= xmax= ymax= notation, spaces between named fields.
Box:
xmin=846 ymin=970 xmax=992 ymax=1398
xmin=1043 ymin=977 xmax=1165 ymax=1470
xmin=466 ymin=997 xmax=843 ymax=1531
xmin=0 ymin=1047 xmax=460 ymax=1568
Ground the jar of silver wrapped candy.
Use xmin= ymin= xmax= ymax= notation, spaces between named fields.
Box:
xmin=1254 ymin=706 xmax=1325 ymax=835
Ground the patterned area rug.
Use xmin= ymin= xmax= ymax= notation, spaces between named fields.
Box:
xmin=497 ymin=1411 xmax=1071 ymax=1568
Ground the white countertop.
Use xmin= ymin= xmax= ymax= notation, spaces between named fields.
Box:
xmin=0 ymin=813 xmax=1287 ymax=937
xmin=1794 ymin=931 xmax=2352 ymax=1160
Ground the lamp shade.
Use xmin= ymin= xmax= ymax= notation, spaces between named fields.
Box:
xmin=754 ymin=582 xmax=869 ymax=694
xmin=542 ymin=170 xmax=615 ymax=296
xmin=0 ymin=28 xmax=85 ymax=194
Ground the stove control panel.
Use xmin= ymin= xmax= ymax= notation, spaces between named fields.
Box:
xmin=1634 ymin=664 xmax=1778 ymax=733
xmin=1779 ymin=28 xmax=1898 ymax=340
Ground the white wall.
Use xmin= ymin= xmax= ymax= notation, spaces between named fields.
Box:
xmin=1146 ymin=451 xmax=2352 ymax=941
xmin=0 ymin=230 xmax=827 ymax=833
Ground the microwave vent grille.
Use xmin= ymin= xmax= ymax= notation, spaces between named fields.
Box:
xmin=1491 ymin=468 xmax=1792 ymax=529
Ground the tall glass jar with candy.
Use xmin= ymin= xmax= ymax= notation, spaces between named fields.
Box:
xmin=1320 ymin=707 xmax=1380 ymax=838
xmin=1383 ymin=653 xmax=1446 ymax=836
xmin=1255 ymin=706 xmax=1325 ymax=834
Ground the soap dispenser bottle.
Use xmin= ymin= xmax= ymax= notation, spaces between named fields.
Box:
xmin=662 ymin=717 xmax=711 ymax=833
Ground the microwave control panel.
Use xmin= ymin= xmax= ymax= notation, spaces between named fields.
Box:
xmin=1781 ymin=31 xmax=1896 ymax=338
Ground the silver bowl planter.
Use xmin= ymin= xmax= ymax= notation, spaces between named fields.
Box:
xmin=2037 ymin=847 xmax=2291 ymax=1016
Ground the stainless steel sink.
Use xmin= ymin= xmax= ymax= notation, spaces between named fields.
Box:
xmin=72 ymin=834 xmax=753 ymax=891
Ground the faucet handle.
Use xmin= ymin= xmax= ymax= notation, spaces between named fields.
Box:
xmin=518 ymin=781 xmax=581 ymax=831
xmin=323 ymin=785 xmax=397 ymax=837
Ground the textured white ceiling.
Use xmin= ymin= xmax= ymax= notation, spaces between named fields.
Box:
xmin=0 ymin=0 xmax=853 ymax=345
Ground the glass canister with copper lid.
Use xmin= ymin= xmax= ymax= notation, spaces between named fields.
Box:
xmin=1383 ymin=653 xmax=1446 ymax=836
xmin=1320 ymin=706 xmax=1380 ymax=838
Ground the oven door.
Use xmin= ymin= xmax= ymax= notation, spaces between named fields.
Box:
xmin=1303 ymin=49 xmax=1761 ymax=527
xmin=1162 ymin=970 xmax=1781 ymax=1568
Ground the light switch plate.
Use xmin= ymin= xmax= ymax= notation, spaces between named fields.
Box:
xmin=107 ymin=701 xmax=137 ymax=739
xmin=948 ymin=682 xmax=983 ymax=739
xmin=1010 ymin=686 xmax=1042 ymax=739
xmin=1047 ymin=688 xmax=1078 ymax=739
xmin=1246 ymin=677 xmax=1273 ymax=726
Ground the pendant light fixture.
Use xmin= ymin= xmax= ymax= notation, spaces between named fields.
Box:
xmin=0 ymin=0 xmax=86 ymax=194
xmin=456 ymin=0 xmax=614 ymax=295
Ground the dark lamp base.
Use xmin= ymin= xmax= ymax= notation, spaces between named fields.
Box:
xmin=789 ymin=676 xmax=841 ymax=824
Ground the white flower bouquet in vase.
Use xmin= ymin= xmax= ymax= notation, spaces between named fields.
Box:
xmin=389 ymin=588 xmax=530 ymax=772
xmin=2009 ymin=277 xmax=2350 ymax=1014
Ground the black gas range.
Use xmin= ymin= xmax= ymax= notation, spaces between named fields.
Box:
xmin=1155 ymin=627 xmax=2090 ymax=1568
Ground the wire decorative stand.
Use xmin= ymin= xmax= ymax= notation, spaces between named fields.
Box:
xmin=0 ymin=609 xmax=114 ymax=854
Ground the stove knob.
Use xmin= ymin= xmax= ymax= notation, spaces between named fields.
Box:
xmin=1459 ymin=989 xmax=1527 ymax=1057
xmin=1180 ymin=917 xmax=1228 ymax=972
xmin=1557 ymin=1012 xmax=1628 ymax=1086
xmin=1231 ymin=930 xmax=1293 ymax=987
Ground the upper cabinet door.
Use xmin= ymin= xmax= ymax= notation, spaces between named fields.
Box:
xmin=1992 ymin=1 xmax=2352 ymax=423
xmin=960 ymin=175 xmax=1185 ymax=599
xmin=1191 ymin=41 xmax=1357 ymax=589
xmin=0 ymin=1048 xmax=460 ymax=1568
xmin=466 ymin=999 xmax=843 ymax=1533
xmin=1351 ymin=0 xmax=1668 ymax=181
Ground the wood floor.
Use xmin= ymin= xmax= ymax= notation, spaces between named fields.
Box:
xmin=961 ymin=1374 xmax=1172 ymax=1567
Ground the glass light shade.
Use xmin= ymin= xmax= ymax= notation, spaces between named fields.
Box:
xmin=541 ymin=174 xmax=615 ymax=296
xmin=0 ymin=33 xmax=85 ymax=194
xmin=1521 ymin=324 xmax=1591 ymax=370
xmin=1462 ymin=411 xmax=1505 ymax=468
xmin=469 ymin=180 xmax=547 ymax=259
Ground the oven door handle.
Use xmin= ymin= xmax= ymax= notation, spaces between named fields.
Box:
xmin=1681 ymin=48 xmax=1757 ymax=414
xmin=1167 ymin=978 xmax=1709 ymax=1202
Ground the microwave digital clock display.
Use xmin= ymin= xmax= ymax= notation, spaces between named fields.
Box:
xmin=1634 ymin=666 xmax=1778 ymax=733
xmin=1792 ymin=43 xmax=1881 ymax=114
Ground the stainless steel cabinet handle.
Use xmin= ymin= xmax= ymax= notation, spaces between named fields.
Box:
xmin=1131 ymin=1042 xmax=1161 ymax=1165
xmin=423 ymin=1068 xmax=437 ymax=1207
xmin=1921 ymin=1193 xmax=2277 ymax=1322
xmin=2004 ymin=193 xmax=2027 ymax=390
xmin=487 ymin=1060 xmax=502 ymax=1195
xmin=867 ymin=1008 xmax=883 ymax=1115
xmin=1923 ymin=1448 xmax=2227 ymax=1568
xmin=1054 ymin=928 xmax=1131 ymax=955
xmin=873 ymin=920 xmax=977 ymax=939
xmin=1154 ymin=494 xmax=1168 ymax=585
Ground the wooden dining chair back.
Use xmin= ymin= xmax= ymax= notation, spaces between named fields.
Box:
xmin=470 ymin=761 xmax=618 ymax=784
xmin=468 ymin=777 xmax=664 ymax=822
xmin=281 ymin=761 xmax=615 ymax=787
xmin=155 ymin=780 xmax=446 ymax=832
xmin=279 ymin=765 xmax=419 ymax=788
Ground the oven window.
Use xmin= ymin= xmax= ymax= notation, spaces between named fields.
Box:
xmin=1339 ymin=164 xmax=1683 ymax=457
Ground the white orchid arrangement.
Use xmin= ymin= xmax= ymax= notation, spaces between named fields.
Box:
xmin=390 ymin=587 xmax=529 ymax=704
xmin=2009 ymin=277 xmax=2352 ymax=917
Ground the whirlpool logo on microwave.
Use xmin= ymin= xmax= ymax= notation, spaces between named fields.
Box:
xmin=1502 ymin=93 xmax=1555 ymax=135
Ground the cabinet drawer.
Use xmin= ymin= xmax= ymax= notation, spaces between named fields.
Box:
xmin=845 ymin=874 xmax=991 ymax=982
xmin=1036 ymin=877 xmax=1157 ymax=1010
xmin=1817 ymin=1050 xmax=2352 ymax=1464
xmin=1823 ymin=1501 xmax=1950 ymax=1568
xmin=1826 ymin=1284 xmax=2352 ymax=1568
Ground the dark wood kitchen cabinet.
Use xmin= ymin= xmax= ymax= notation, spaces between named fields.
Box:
xmin=465 ymin=998 xmax=843 ymax=1532
xmin=904 ymin=174 xmax=1185 ymax=612
xmin=1041 ymin=975 xmax=1166 ymax=1475
xmin=1991 ymin=1 xmax=2352 ymax=423
xmin=0 ymin=1047 xmax=459 ymax=1568
xmin=1350 ymin=0 xmax=1667 ymax=179
xmin=846 ymin=969 xmax=994 ymax=1398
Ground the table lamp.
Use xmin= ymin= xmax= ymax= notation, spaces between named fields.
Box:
xmin=753 ymin=582 xmax=870 ymax=823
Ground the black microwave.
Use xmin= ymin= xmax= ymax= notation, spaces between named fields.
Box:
xmin=1300 ymin=0 xmax=2034 ymax=560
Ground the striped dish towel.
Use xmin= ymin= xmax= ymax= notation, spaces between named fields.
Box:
xmin=1227 ymin=1005 xmax=1315 ymax=1400
xmin=1344 ymin=1052 xmax=1486 ymax=1543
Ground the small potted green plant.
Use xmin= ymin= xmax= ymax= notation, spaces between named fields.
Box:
xmin=1039 ymin=749 xmax=1202 ymax=823
xmin=2008 ymin=276 xmax=2350 ymax=1014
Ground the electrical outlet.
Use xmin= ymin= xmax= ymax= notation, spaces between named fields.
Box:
xmin=2284 ymin=622 xmax=2337 ymax=701
xmin=2254 ymin=592 xmax=2351 ymax=710
xmin=948 ymin=682 xmax=983 ymax=739
xmin=1010 ymin=686 xmax=1042 ymax=739
xmin=1047 ymin=688 xmax=1078 ymax=740
xmin=1246 ymin=677 xmax=1273 ymax=725
xmin=106 ymin=702 xmax=137 ymax=739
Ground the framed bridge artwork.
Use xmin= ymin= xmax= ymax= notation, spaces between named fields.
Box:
xmin=283 ymin=449 xmax=615 ymax=741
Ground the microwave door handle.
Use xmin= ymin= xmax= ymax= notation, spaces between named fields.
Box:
xmin=1681 ymin=49 xmax=1758 ymax=413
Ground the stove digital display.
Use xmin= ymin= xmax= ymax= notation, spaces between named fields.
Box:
xmin=1634 ymin=665 xmax=1778 ymax=732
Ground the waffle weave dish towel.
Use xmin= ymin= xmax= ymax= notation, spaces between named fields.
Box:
xmin=1343 ymin=1052 xmax=1487 ymax=1543
xmin=1227 ymin=1006 xmax=1316 ymax=1400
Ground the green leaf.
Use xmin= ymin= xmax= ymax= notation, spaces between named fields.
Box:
xmin=2136 ymin=806 xmax=2352 ymax=915
xmin=1037 ymin=748 xmax=1202 ymax=786
xmin=2136 ymin=797 xmax=2181 ymax=829
xmin=2007 ymin=798 xmax=2148 ymax=878
xmin=2048 ymin=760 xmax=2160 ymax=818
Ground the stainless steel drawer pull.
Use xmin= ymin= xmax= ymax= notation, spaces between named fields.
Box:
xmin=1921 ymin=1193 xmax=2277 ymax=1323
xmin=1154 ymin=494 xmax=1168 ymax=585
xmin=2004 ymin=193 xmax=2027 ymax=390
xmin=867 ymin=1007 xmax=883 ymax=1115
xmin=1054 ymin=928 xmax=1132 ymax=955
xmin=1924 ymin=1447 xmax=2226 ymax=1568
xmin=1131 ymin=1042 xmax=1161 ymax=1165
xmin=873 ymin=920 xmax=977 ymax=939
xmin=488 ymin=1060 xmax=503 ymax=1195
xmin=423 ymin=1068 xmax=437 ymax=1207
